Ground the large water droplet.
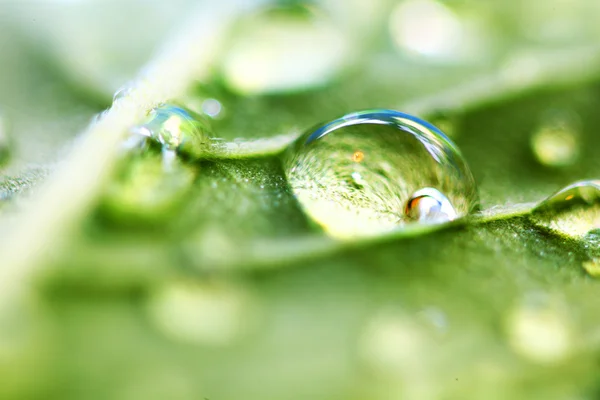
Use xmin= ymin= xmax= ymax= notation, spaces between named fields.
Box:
xmin=531 ymin=180 xmax=600 ymax=238
xmin=221 ymin=5 xmax=350 ymax=94
xmin=132 ymin=104 xmax=211 ymax=158
xmin=284 ymin=109 xmax=478 ymax=239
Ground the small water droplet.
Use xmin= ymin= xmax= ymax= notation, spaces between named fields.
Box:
xmin=531 ymin=180 xmax=600 ymax=238
xmin=284 ymin=109 xmax=478 ymax=239
xmin=221 ymin=5 xmax=349 ymax=94
xmin=531 ymin=111 xmax=580 ymax=167
xmin=132 ymin=104 xmax=211 ymax=157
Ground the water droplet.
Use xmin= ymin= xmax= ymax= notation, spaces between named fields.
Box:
xmin=389 ymin=0 xmax=488 ymax=63
xmin=505 ymin=294 xmax=572 ymax=364
xmin=531 ymin=111 xmax=580 ymax=167
xmin=284 ymin=109 xmax=478 ymax=239
xmin=531 ymin=180 xmax=600 ymax=238
xmin=146 ymin=280 xmax=257 ymax=346
xmin=132 ymin=104 xmax=211 ymax=158
xmin=221 ymin=5 xmax=349 ymax=94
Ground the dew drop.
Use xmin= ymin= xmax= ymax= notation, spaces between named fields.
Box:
xmin=531 ymin=180 xmax=600 ymax=238
xmin=284 ymin=109 xmax=478 ymax=239
xmin=132 ymin=104 xmax=211 ymax=158
xmin=530 ymin=111 xmax=580 ymax=168
xmin=221 ymin=5 xmax=349 ymax=94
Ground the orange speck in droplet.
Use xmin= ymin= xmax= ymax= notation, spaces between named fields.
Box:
xmin=565 ymin=195 xmax=574 ymax=201
xmin=352 ymin=151 xmax=365 ymax=162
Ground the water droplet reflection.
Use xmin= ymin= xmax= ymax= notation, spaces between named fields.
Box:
xmin=531 ymin=180 xmax=600 ymax=237
xmin=285 ymin=109 xmax=478 ymax=239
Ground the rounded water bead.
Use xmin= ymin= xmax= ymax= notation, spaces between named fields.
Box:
xmin=531 ymin=180 xmax=600 ymax=238
xmin=285 ymin=109 xmax=478 ymax=239
xmin=132 ymin=104 xmax=211 ymax=157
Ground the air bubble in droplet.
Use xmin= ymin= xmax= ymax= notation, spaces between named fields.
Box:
xmin=132 ymin=104 xmax=211 ymax=158
xmin=405 ymin=187 xmax=457 ymax=223
xmin=531 ymin=180 xmax=600 ymax=238
xmin=531 ymin=111 xmax=580 ymax=167
xmin=284 ymin=109 xmax=478 ymax=239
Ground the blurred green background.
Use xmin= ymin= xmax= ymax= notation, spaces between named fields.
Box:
xmin=1 ymin=0 xmax=600 ymax=399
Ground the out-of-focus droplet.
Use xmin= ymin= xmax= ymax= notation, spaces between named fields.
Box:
xmin=531 ymin=111 xmax=580 ymax=167
xmin=518 ymin=0 xmax=600 ymax=44
xmin=360 ymin=310 xmax=444 ymax=399
xmin=133 ymin=104 xmax=211 ymax=158
xmin=284 ymin=109 xmax=478 ymax=239
xmin=201 ymin=98 xmax=223 ymax=119
xmin=389 ymin=0 xmax=486 ymax=63
xmin=101 ymin=152 xmax=196 ymax=224
xmin=147 ymin=281 xmax=257 ymax=346
xmin=531 ymin=180 xmax=600 ymax=238
xmin=505 ymin=294 xmax=572 ymax=364
xmin=0 ymin=112 xmax=11 ymax=167
xmin=221 ymin=5 xmax=350 ymax=94
xmin=582 ymin=258 xmax=600 ymax=278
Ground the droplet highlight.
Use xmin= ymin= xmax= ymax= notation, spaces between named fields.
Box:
xmin=285 ymin=109 xmax=478 ymax=239
xmin=531 ymin=180 xmax=600 ymax=237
